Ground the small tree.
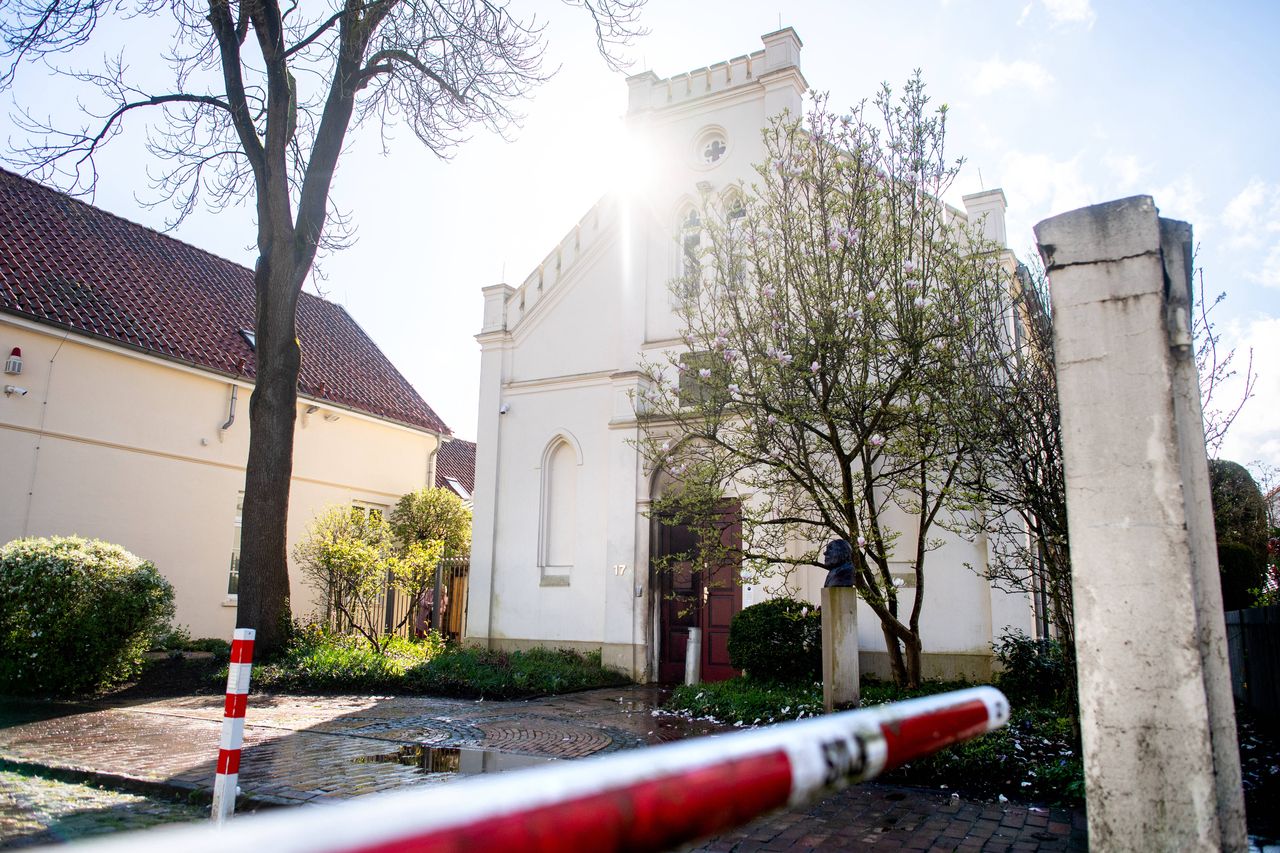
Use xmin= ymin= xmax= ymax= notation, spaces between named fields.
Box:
xmin=638 ymin=81 xmax=1009 ymax=688
xmin=294 ymin=505 xmax=398 ymax=651
xmin=964 ymin=255 xmax=1073 ymax=668
xmin=389 ymin=486 xmax=471 ymax=623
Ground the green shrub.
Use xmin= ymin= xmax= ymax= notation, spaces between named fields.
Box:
xmin=0 ymin=536 xmax=174 ymax=696
xmin=404 ymin=647 xmax=631 ymax=700
xmin=992 ymin=631 xmax=1072 ymax=709
xmin=726 ymin=597 xmax=821 ymax=682
xmin=251 ymin=626 xmax=443 ymax=693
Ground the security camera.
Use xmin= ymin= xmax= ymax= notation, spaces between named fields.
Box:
xmin=498 ymin=403 xmax=510 ymax=415
xmin=4 ymin=385 xmax=28 ymax=397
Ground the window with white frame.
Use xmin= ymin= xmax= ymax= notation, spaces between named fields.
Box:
xmin=539 ymin=438 xmax=578 ymax=578
xmin=226 ymin=492 xmax=243 ymax=597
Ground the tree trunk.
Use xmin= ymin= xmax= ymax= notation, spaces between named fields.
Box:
xmin=882 ymin=622 xmax=908 ymax=687
xmin=903 ymin=633 xmax=922 ymax=688
xmin=235 ymin=245 xmax=303 ymax=656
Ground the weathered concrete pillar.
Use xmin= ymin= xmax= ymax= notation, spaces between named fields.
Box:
xmin=1036 ymin=196 xmax=1246 ymax=851
xmin=821 ymin=586 xmax=859 ymax=711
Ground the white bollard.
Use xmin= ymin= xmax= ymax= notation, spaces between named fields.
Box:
xmin=684 ymin=626 xmax=702 ymax=686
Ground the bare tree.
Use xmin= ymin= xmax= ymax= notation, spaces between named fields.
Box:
xmin=1 ymin=0 xmax=645 ymax=654
xmin=1193 ymin=269 xmax=1256 ymax=457
xmin=963 ymin=255 xmax=1073 ymax=666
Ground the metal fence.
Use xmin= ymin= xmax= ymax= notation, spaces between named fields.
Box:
xmin=326 ymin=555 xmax=469 ymax=642
xmin=1225 ymin=604 xmax=1279 ymax=719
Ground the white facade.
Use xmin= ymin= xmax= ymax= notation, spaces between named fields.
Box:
xmin=468 ymin=29 xmax=1034 ymax=681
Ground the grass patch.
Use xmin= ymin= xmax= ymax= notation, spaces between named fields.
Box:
xmin=243 ymin=627 xmax=630 ymax=699
xmin=666 ymin=678 xmax=824 ymax=725
xmin=405 ymin=647 xmax=631 ymax=700
xmin=664 ymin=676 xmax=1083 ymax=805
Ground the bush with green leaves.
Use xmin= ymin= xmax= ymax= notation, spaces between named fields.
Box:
xmin=726 ymin=597 xmax=821 ymax=683
xmin=0 ymin=536 xmax=174 ymax=696
xmin=992 ymin=631 xmax=1073 ymax=710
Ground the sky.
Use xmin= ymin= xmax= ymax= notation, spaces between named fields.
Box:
xmin=3 ymin=0 xmax=1277 ymax=472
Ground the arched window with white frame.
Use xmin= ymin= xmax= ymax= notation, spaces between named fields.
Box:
xmin=676 ymin=205 xmax=703 ymax=299
xmin=539 ymin=434 xmax=580 ymax=582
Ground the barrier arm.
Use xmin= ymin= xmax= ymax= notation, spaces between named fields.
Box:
xmin=67 ymin=686 xmax=1008 ymax=853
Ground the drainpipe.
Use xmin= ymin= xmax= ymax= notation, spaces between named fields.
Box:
xmin=219 ymin=384 xmax=238 ymax=433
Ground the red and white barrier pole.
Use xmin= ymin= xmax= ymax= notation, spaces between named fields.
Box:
xmin=79 ymin=686 xmax=1006 ymax=853
xmin=211 ymin=627 xmax=255 ymax=824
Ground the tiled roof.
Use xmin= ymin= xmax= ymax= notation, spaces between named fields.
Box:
xmin=0 ymin=169 xmax=449 ymax=435
xmin=435 ymin=439 xmax=476 ymax=497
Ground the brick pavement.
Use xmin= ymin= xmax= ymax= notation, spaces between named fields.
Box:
xmin=0 ymin=688 xmax=1087 ymax=850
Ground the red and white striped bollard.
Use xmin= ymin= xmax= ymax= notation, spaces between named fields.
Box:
xmin=211 ymin=627 xmax=255 ymax=823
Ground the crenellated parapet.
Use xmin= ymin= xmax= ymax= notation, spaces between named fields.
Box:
xmin=626 ymin=28 xmax=805 ymax=116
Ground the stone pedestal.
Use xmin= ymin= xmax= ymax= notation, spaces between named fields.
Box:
xmin=821 ymin=586 xmax=859 ymax=712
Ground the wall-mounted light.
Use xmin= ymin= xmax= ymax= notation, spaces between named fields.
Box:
xmin=323 ymin=413 xmax=341 ymax=422
xmin=305 ymin=405 xmax=319 ymax=415
xmin=4 ymin=347 xmax=20 ymax=375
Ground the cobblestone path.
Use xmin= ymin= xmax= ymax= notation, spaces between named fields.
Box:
xmin=0 ymin=768 xmax=205 ymax=848
xmin=0 ymin=688 xmax=1089 ymax=850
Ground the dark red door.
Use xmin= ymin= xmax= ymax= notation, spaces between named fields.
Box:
xmin=656 ymin=504 xmax=742 ymax=683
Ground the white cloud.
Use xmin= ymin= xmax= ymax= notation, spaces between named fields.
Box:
xmin=1149 ymin=175 xmax=1205 ymax=229
xmin=1219 ymin=178 xmax=1280 ymax=285
xmin=1102 ymin=153 xmax=1149 ymax=192
xmin=1016 ymin=2 xmax=1033 ymax=26
xmin=972 ymin=58 xmax=1054 ymax=95
xmin=1043 ymin=0 xmax=1096 ymax=28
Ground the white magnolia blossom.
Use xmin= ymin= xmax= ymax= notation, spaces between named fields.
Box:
xmin=809 ymin=361 xmax=820 ymax=373
xmin=902 ymin=259 xmax=917 ymax=274
xmin=869 ymin=434 xmax=886 ymax=447
xmin=856 ymin=535 xmax=867 ymax=548
xmin=728 ymin=383 xmax=741 ymax=395
xmin=698 ymin=368 xmax=712 ymax=379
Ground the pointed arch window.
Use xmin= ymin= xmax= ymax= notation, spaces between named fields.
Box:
xmin=678 ymin=207 xmax=703 ymax=296
xmin=539 ymin=435 xmax=579 ymax=583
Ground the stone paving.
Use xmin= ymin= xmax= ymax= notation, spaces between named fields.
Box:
xmin=0 ymin=687 xmax=1087 ymax=850
xmin=0 ymin=769 xmax=206 ymax=849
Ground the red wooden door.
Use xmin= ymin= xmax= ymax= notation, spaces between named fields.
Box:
xmin=656 ymin=503 xmax=742 ymax=684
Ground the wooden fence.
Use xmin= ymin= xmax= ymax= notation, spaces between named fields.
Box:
xmin=328 ymin=555 xmax=469 ymax=642
xmin=1225 ymin=605 xmax=1279 ymax=719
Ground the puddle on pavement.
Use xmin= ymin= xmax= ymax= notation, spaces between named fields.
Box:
xmin=354 ymin=745 xmax=555 ymax=776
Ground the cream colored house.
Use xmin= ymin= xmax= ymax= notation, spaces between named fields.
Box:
xmin=467 ymin=29 xmax=1035 ymax=682
xmin=0 ymin=168 xmax=452 ymax=639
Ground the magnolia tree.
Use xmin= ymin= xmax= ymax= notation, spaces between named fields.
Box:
xmin=637 ymin=79 xmax=1010 ymax=688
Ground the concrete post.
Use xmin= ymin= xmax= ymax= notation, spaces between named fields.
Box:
xmin=1036 ymin=196 xmax=1246 ymax=851
xmin=684 ymin=627 xmax=702 ymax=686
xmin=821 ymin=587 xmax=860 ymax=712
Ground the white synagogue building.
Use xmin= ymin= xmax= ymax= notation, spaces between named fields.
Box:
xmin=466 ymin=28 xmax=1035 ymax=682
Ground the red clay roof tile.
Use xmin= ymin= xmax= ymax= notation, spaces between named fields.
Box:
xmin=0 ymin=169 xmax=449 ymax=435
